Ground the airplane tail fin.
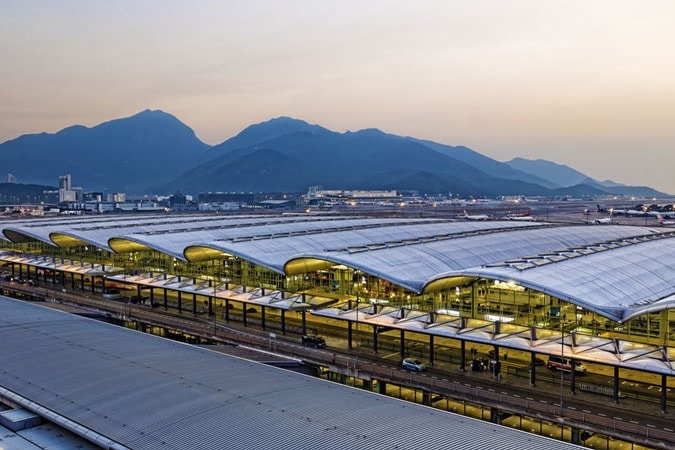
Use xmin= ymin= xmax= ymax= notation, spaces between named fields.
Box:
xmin=657 ymin=214 xmax=664 ymax=223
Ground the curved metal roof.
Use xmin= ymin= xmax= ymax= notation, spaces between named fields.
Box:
xmin=284 ymin=225 xmax=659 ymax=293
xmin=445 ymin=231 xmax=675 ymax=322
xmin=1 ymin=215 xmax=672 ymax=321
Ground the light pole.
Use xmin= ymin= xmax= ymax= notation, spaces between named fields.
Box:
xmin=355 ymin=289 xmax=359 ymax=375
xmin=213 ymin=279 xmax=217 ymax=335
xmin=559 ymin=310 xmax=565 ymax=420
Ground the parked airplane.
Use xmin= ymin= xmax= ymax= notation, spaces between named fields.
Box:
xmin=503 ymin=213 xmax=537 ymax=221
xmin=594 ymin=210 xmax=617 ymax=224
xmin=460 ymin=210 xmax=489 ymax=220
xmin=657 ymin=214 xmax=675 ymax=225
xmin=597 ymin=204 xmax=645 ymax=217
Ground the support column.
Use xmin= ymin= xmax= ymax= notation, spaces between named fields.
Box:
xmin=347 ymin=300 xmax=353 ymax=349
xmin=422 ymin=391 xmax=431 ymax=406
xmin=243 ymin=302 xmax=248 ymax=326
xmin=301 ymin=309 xmax=306 ymax=335
xmin=177 ymin=291 xmax=182 ymax=313
xmin=570 ymin=359 xmax=576 ymax=395
xmin=163 ymin=288 xmax=168 ymax=310
xmin=373 ymin=326 xmax=378 ymax=352
xmin=192 ymin=293 xmax=197 ymax=314
xmin=80 ymin=274 xmax=85 ymax=291
xmin=429 ymin=335 xmax=435 ymax=366
xmin=281 ymin=309 xmax=286 ymax=334
xmin=613 ymin=365 xmax=620 ymax=403
xmin=661 ymin=374 xmax=668 ymax=414
xmin=459 ymin=340 xmax=466 ymax=372
xmin=261 ymin=306 xmax=266 ymax=330
xmin=492 ymin=345 xmax=500 ymax=380
xmin=400 ymin=330 xmax=405 ymax=358
xmin=225 ymin=299 xmax=230 ymax=321
xmin=490 ymin=408 xmax=502 ymax=424
xmin=529 ymin=353 xmax=537 ymax=386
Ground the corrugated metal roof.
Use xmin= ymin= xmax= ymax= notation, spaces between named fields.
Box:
xmin=2 ymin=214 xmax=673 ymax=321
xmin=0 ymin=296 xmax=583 ymax=450
xmin=457 ymin=234 xmax=675 ymax=322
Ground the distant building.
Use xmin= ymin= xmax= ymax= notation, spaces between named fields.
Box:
xmin=169 ymin=192 xmax=187 ymax=207
xmin=108 ymin=193 xmax=126 ymax=203
xmin=304 ymin=186 xmax=400 ymax=205
xmin=254 ymin=199 xmax=297 ymax=209
xmin=198 ymin=202 xmax=241 ymax=211
xmin=198 ymin=192 xmax=296 ymax=204
xmin=3 ymin=173 xmax=16 ymax=184
xmin=58 ymin=174 xmax=80 ymax=204
xmin=85 ymin=192 xmax=104 ymax=202
xmin=59 ymin=174 xmax=72 ymax=191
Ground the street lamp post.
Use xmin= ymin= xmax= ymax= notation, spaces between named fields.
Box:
xmin=355 ymin=290 xmax=359 ymax=375
xmin=559 ymin=313 xmax=565 ymax=426
xmin=213 ymin=279 xmax=217 ymax=335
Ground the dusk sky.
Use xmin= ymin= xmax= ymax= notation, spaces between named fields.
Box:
xmin=2 ymin=1 xmax=675 ymax=194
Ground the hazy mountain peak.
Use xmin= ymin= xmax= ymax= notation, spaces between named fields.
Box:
xmin=0 ymin=109 xmax=210 ymax=193
xmin=507 ymin=157 xmax=588 ymax=187
xmin=1 ymin=111 xmax=667 ymax=197
xmin=213 ymin=116 xmax=333 ymax=153
xmin=350 ymin=128 xmax=387 ymax=136
xmin=236 ymin=116 xmax=325 ymax=137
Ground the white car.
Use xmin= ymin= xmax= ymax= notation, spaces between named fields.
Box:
xmin=401 ymin=358 xmax=425 ymax=372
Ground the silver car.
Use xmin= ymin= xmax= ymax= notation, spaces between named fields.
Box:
xmin=401 ymin=358 xmax=426 ymax=372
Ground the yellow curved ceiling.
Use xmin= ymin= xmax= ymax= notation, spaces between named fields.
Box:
xmin=184 ymin=246 xmax=231 ymax=262
xmin=50 ymin=233 xmax=90 ymax=248
xmin=285 ymin=258 xmax=338 ymax=275
xmin=422 ymin=276 xmax=476 ymax=294
xmin=109 ymin=238 xmax=153 ymax=253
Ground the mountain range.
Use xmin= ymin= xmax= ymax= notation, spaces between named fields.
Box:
xmin=0 ymin=110 xmax=666 ymax=197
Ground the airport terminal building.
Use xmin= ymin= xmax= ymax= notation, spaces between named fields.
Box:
xmin=2 ymin=214 xmax=674 ymax=370
xmin=1 ymin=213 xmax=675 ymax=445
